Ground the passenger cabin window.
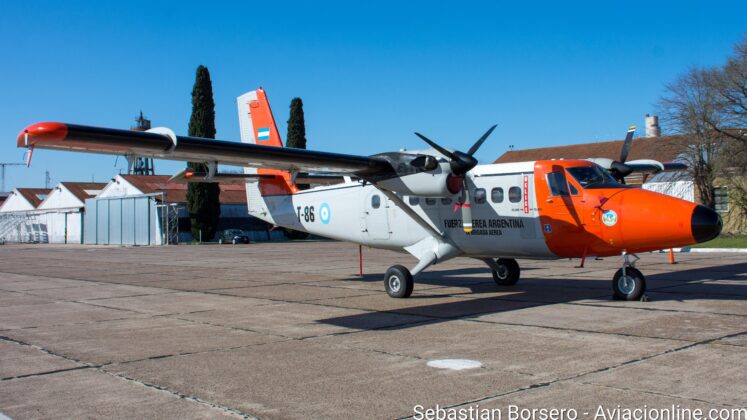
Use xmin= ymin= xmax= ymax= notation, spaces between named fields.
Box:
xmin=508 ymin=186 xmax=522 ymax=203
xmin=546 ymin=171 xmax=570 ymax=196
xmin=371 ymin=195 xmax=381 ymax=209
xmin=408 ymin=196 xmax=420 ymax=206
xmin=569 ymin=182 xmax=579 ymax=196
xmin=491 ymin=187 xmax=504 ymax=203
xmin=425 ymin=198 xmax=437 ymax=206
xmin=474 ymin=188 xmax=486 ymax=204
xmin=441 ymin=197 xmax=452 ymax=205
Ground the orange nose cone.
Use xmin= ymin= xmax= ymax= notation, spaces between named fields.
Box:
xmin=614 ymin=189 xmax=702 ymax=252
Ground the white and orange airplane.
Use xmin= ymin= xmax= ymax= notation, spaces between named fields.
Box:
xmin=17 ymin=88 xmax=722 ymax=301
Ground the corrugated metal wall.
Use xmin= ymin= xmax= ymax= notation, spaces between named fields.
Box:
xmin=84 ymin=196 xmax=160 ymax=245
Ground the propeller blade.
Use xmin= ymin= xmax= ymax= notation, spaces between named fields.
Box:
xmin=466 ymin=124 xmax=497 ymax=156
xmin=620 ymin=125 xmax=636 ymax=163
xmin=609 ymin=161 xmax=634 ymax=183
xmin=461 ymin=179 xmax=473 ymax=233
xmin=414 ymin=132 xmax=457 ymax=160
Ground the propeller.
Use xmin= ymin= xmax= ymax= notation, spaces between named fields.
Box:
xmin=414 ymin=125 xmax=497 ymax=233
xmin=609 ymin=126 xmax=636 ymax=184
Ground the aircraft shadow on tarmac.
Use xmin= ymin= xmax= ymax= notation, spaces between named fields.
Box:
xmin=318 ymin=261 xmax=747 ymax=331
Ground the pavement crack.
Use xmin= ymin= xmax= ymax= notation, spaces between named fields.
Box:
xmin=103 ymin=371 xmax=254 ymax=418
xmin=575 ymin=382 xmax=740 ymax=407
xmin=1 ymin=365 xmax=96 ymax=381
xmin=397 ymin=328 xmax=747 ymax=419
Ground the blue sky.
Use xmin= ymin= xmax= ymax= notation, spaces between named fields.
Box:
xmin=1 ymin=1 xmax=745 ymax=190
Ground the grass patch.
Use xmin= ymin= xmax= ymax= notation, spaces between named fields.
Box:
xmin=690 ymin=234 xmax=747 ymax=248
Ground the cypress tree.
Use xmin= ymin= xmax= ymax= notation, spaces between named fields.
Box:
xmin=283 ymin=97 xmax=310 ymax=239
xmin=186 ymin=65 xmax=221 ymax=241
xmin=286 ymin=97 xmax=308 ymax=190
xmin=286 ymin=97 xmax=306 ymax=150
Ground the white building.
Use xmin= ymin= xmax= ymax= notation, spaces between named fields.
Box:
xmin=0 ymin=188 xmax=50 ymax=212
xmin=36 ymin=182 xmax=106 ymax=243
xmin=0 ymin=188 xmax=52 ymax=243
xmin=0 ymin=184 xmax=105 ymax=243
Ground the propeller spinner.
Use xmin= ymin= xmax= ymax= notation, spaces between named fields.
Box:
xmin=414 ymin=125 xmax=497 ymax=233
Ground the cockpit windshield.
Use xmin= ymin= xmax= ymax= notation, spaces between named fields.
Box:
xmin=566 ymin=165 xmax=626 ymax=189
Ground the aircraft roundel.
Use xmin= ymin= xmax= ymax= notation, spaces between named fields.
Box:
xmin=602 ymin=210 xmax=618 ymax=227
xmin=320 ymin=203 xmax=331 ymax=224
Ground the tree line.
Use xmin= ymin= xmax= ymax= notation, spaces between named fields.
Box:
xmin=658 ymin=36 xmax=747 ymax=231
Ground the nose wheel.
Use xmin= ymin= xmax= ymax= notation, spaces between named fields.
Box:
xmin=384 ymin=265 xmax=414 ymax=298
xmin=612 ymin=252 xmax=646 ymax=301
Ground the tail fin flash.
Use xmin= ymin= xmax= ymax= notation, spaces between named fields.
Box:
xmin=237 ymin=88 xmax=284 ymax=148
xmin=236 ymin=88 xmax=296 ymax=195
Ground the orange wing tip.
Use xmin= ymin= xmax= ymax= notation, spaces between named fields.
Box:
xmin=17 ymin=122 xmax=68 ymax=147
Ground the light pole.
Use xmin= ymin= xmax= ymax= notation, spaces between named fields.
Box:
xmin=0 ymin=163 xmax=24 ymax=192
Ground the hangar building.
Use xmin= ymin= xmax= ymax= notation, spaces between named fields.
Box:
xmin=84 ymin=174 xmax=271 ymax=245
xmin=0 ymin=184 xmax=105 ymax=243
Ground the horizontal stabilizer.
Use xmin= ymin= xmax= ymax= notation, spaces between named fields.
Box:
xmin=168 ymin=168 xmax=346 ymax=186
xmin=168 ymin=168 xmax=274 ymax=184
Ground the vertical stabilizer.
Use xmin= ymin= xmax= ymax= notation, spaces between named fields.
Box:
xmin=236 ymin=88 xmax=296 ymax=199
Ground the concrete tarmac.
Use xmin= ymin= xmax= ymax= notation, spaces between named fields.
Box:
xmin=0 ymin=242 xmax=745 ymax=419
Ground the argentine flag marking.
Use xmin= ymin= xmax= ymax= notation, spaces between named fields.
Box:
xmin=257 ymin=128 xmax=271 ymax=141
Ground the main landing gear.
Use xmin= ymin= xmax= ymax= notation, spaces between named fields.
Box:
xmin=612 ymin=252 xmax=647 ymax=301
xmin=491 ymin=258 xmax=521 ymax=286
xmin=384 ymin=265 xmax=414 ymax=298
xmin=383 ymin=257 xmax=523 ymax=298
xmin=481 ymin=258 xmax=521 ymax=286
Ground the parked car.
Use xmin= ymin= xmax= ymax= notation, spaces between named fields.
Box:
xmin=217 ymin=229 xmax=250 ymax=244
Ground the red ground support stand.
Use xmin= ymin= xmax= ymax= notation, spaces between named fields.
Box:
xmin=358 ymin=245 xmax=363 ymax=276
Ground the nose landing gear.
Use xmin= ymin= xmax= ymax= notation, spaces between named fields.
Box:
xmin=612 ymin=252 xmax=647 ymax=301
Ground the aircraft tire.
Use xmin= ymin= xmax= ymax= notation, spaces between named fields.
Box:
xmin=492 ymin=258 xmax=520 ymax=286
xmin=612 ymin=267 xmax=646 ymax=301
xmin=384 ymin=265 xmax=414 ymax=298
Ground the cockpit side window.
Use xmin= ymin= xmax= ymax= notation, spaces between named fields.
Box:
xmin=546 ymin=171 xmax=570 ymax=196
xmin=567 ymin=165 xmax=625 ymax=189
xmin=568 ymin=182 xmax=579 ymax=196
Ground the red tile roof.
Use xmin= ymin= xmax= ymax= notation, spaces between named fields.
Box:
xmin=120 ymin=175 xmax=247 ymax=204
xmin=494 ymin=134 xmax=692 ymax=164
xmin=60 ymin=182 xmax=107 ymax=202
xmin=16 ymin=188 xmax=52 ymax=208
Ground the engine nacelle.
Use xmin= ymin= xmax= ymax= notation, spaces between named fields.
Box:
xmin=375 ymin=162 xmax=461 ymax=197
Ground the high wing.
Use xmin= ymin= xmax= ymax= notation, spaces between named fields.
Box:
xmin=18 ymin=122 xmax=394 ymax=178
xmin=624 ymin=160 xmax=688 ymax=173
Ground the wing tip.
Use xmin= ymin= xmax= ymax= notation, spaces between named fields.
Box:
xmin=17 ymin=122 xmax=68 ymax=147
